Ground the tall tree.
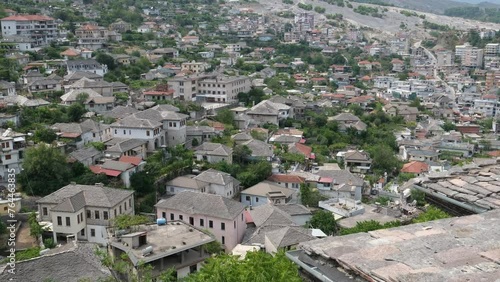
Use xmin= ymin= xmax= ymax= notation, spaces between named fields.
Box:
xmin=19 ymin=143 xmax=72 ymax=196
xmin=308 ymin=210 xmax=337 ymax=235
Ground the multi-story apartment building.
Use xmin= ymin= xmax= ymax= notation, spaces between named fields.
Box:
xmin=294 ymin=12 xmax=314 ymax=32
xmin=0 ymin=15 xmax=59 ymax=48
xmin=155 ymin=191 xmax=246 ymax=252
xmin=436 ymin=50 xmax=455 ymax=68
xmin=168 ymin=74 xmax=251 ymax=103
xmin=181 ymin=61 xmax=210 ymax=74
xmin=485 ymin=43 xmax=500 ymax=57
xmin=197 ymin=75 xmax=251 ymax=103
xmin=455 ymin=43 xmax=484 ymax=68
xmin=37 ymin=183 xmax=135 ymax=245
xmin=486 ymin=71 xmax=500 ymax=90
xmin=0 ymin=129 xmax=26 ymax=179
xmin=67 ymin=59 xmax=108 ymax=76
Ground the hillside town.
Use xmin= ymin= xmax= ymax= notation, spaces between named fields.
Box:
xmin=0 ymin=0 xmax=499 ymax=281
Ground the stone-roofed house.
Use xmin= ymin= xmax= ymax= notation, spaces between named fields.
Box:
xmin=236 ymin=138 xmax=274 ymax=161
xmin=401 ymin=160 xmax=430 ymax=176
xmin=329 ymin=112 xmax=367 ymax=132
xmin=69 ymin=146 xmax=103 ymax=166
xmin=37 ymin=183 xmax=135 ymax=244
xmin=384 ymin=103 xmax=419 ymax=122
xmin=102 ymin=106 xmax=139 ymax=120
xmin=67 ymin=59 xmax=108 ymax=76
xmin=339 ymin=150 xmax=372 ymax=173
xmin=89 ymin=157 xmax=142 ymax=188
xmin=110 ymin=114 xmax=163 ymax=152
xmin=60 ymin=89 xmax=116 ymax=113
xmin=64 ymin=71 xmax=103 ymax=85
xmin=0 ymin=80 xmax=16 ymax=96
xmin=316 ymin=169 xmax=365 ymax=201
xmin=155 ymin=191 xmax=246 ymax=251
xmin=27 ymin=77 xmax=62 ymax=94
xmin=186 ymin=125 xmax=221 ymax=148
xmin=0 ymin=242 xmax=111 ymax=282
xmin=194 ymin=142 xmax=233 ymax=164
xmin=242 ymin=204 xmax=317 ymax=253
xmin=193 ymin=169 xmax=241 ymax=198
xmin=104 ymin=138 xmax=148 ymax=159
xmin=240 ymin=181 xmax=296 ymax=207
xmin=64 ymin=77 xmax=114 ymax=96
xmin=247 ymin=100 xmax=292 ymax=126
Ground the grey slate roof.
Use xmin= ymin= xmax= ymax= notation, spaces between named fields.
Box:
xmin=247 ymin=100 xmax=289 ymax=116
xmin=101 ymin=160 xmax=134 ymax=171
xmin=275 ymin=204 xmax=311 ymax=216
xmin=194 ymin=142 xmax=232 ymax=157
xmin=316 ymin=169 xmax=364 ymax=186
xmin=70 ymin=147 xmax=101 ymax=162
xmin=194 ymin=169 xmax=237 ymax=186
xmin=298 ymin=209 xmax=500 ymax=282
xmin=166 ymin=175 xmax=206 ymax=190
xmin=111 ymin=114 xmax=162 ymax=129
xmin=103 ymin=106 xmax=139 ymax=119
xmin=105 ymin=138 xmax=148 ymax=153
xmin=155 ymin=191 xmax=245 ymax=220
xmin=266 ymin=226 xmax=315 ymax=248
xmin=37 ymin=184 xmax=134 ymax=208
xmin=241 ymin=181 xmax=295 ymax=197
xmin=52 ymin=191 xmax=86 ymax=212
xmin=240 ymin=139 xmax=273 ymax=158
xmin=64 ymin=71 xmax=103 ymax=81
xmin=0 ymin=242 xmax=110 ymax=282
xmin=330 ymin=112 xmax=360 ymax=122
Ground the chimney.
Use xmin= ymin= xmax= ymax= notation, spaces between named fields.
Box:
xmin=95 ymin=183 xmax=104 ymax=187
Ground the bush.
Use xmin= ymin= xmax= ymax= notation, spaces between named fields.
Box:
xmin=44 ymin=238 xmax=56 ymax=249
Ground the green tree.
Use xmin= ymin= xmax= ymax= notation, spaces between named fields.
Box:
xmin=340 ymin=220 xmax=401 ymax=235
xmin=368 ymin=144 xmax=401 ymax=175
xmin=28 ymin=212 xmax=43 ymax=240
xmin=185 ymin=251 xmax=301 ymax=282
xmin=412 ymin=206 xmax=449 ymax=223
xmin=308 ymin=210 xmax=337 ymax=235
xmin=300 ymin=183 xmax=324 ymax=208
xmin=20 ymin=144 xmax=72 ymax=196
xmin=442 ymin=121 xmax=456 ymax=132
xmin=233 ymin=145 xmax=252 ymax=164
xmin=112 ymin=214 xmax=151 ymax=230
xmin=33 ymin=127 xmax=57 ymax=144
xmin=214 ymin=108 xmax=235 ymax=126
xmin=130 ymin=171 xmax=155 ymax=197
xmin=68 ymin=103 xmax=87 ymax=122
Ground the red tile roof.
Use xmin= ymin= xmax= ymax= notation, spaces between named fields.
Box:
xmin=268 ymin=174 xmax=305 ymax=183
xmin=119 ymin=156 xmax=142 ymax=166
xmin=292 ymin=142 xmax=312 ymax=158
xmin=401 ymin=161 xmax=429 ymax=174
xmin=89 ymin=166 xmax=122 ymax=177
xmin=1 ymin=15 xmax=54 ymax=21
xmin=487 ymin=151 xmax=500 ymax=157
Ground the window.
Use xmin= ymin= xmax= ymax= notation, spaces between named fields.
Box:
xmin=95 ymin=210 xmax=100 ymax=220
xmin=256 ymin=197 xmax=259 ymax=202
xmin=5 ymin=155 xmax=11 ymax=160
xmin=124 ymin=202 xmax=127 ymax=210
xmin=87 ymin=210 xmax=91 ymax=219
xmin=57 ymin=216 xmax=62 ymax=226
xmin=91 ymin=229 xmax=95 ymax=237
xmin=245 ymin=196 xmax=250 ymax=201
xmin=114 ymin=209 xmax=117 ymax=217
xmin=222 ymin=236 xmax=225 ymax=245
xmin=179 ymin=215 xmax=183 ymax=220
xmin=103 ymin=211 xmax=108 ymax=220
xmin=129 ymin=198 xmax=132 ymax=207
xmin=209 ymin=220 xmax=213 ymax=228
xmin=234 ymin=221 xmax=236 ymax=229
xmin=189 ymin=217 xmax=194 ymax=225
xmin=123 ymin=130 xmax=126 ymax=135
xmin=190 ymin=264 xmax=197 ymax=274
xmin=119 ymin=206 xmax=122 ymax=214
xmin=241 ymin=214 xmax=243 ymax=221
xmin=146 ymin=131 xmax=150 ymax=136
xmin=162 ymin=212 xmax=166 ymax=219
xmin=81 ymin=229 xmax=85 ymax=236
xmin=42 ymin=207 xmax=48 ymax=216
xmin=221 ymin=222 xmax=225 ymax=231
xmin=66 ymin=217 xmax=71 ymax=226
xmin=170 ymin=213 xmax=174 ymax=220
xmin=200 ymin=219 xmax=204 ymax=226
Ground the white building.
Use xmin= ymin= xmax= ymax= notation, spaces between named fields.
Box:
xmin=37 ymin=183 xmax=135 ymax=245
xmin=0 ymin=129 xmax=26 ymax=179
xmin=1 ymin=15 xmax=59 ymax=47
xmin=181 ymin=61 xmax=210 ymax=74
xmin=455 ymin=43 xmax=484 ymax=68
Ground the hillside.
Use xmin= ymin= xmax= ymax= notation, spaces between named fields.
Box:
xmin=374 ymin=0 xmax=500 ymax=14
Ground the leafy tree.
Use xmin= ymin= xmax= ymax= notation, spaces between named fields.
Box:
xmin=95 ymin=52 xmax=117 ymax=70
xmin=233 ymin=145 xmax=252 ymax=164
xmin=410 ymin=189 xmax=426 ymax=206
xmin=368 ymin=144 xmax=401 ymax=175
xmin=214 ymin=108 xmax=235 ymax=126
xmin=130 ymin=171 xmax=155 ymax=197
xmin=68 ymin=103 xmax=86 ymax=122
xmin=33 ymin=127 xmax=57 ymax=144
xmin=441 ymin=121 xmax=456 ymax=132
xmin=412 ymin=206 xmax=449 ymax=223
xmin=185 ymin=251 xmax=301 ymax=282
xmin=308 ymin=210 xmax=337 ymax=235
xmin=20 ymin=144 xmax=72 ymax=196
xmin=300 ymin=183 xmax=325 ymax=208
xmin=237 ymin=161 xmax=272 ymax=188
xmin=28 ymin=212 xmax=43 ymax=240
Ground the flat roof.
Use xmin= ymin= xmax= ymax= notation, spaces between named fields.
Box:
xmin=110 ymin=221 xmax=214 ymax=266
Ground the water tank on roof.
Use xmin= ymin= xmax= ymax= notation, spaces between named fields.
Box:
xmin=157 ymin=218 xmax=167 ymax=225
xmin=142 ymin=246 xmax=153 ymax=257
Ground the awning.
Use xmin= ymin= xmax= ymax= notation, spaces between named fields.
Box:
xmin=13 ymin=137 xmax=25 ymax=142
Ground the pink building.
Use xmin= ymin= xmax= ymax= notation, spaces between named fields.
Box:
xmin=155 ymin=191 xmax=246 ymax=252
